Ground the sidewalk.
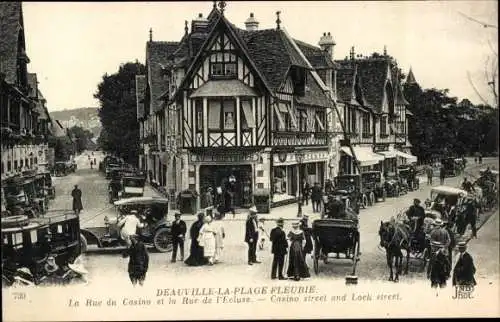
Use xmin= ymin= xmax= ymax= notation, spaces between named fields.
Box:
xmin=465 ymin=209 xmax=499 ymax=283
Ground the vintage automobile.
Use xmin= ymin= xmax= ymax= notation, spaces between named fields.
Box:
xmin=384 ymin=172 xmax=407 ymax=197
xmin=397 ymin=165 xmax=419 ymax=191
xmin=3 ymin=174 xmax=40 ymax=217
xmin=79 ymin=197 xmax=172 ymax=253
xmin=2 ymin=210 xmax=84 ymax=286
xmin=53 ymin=161 xmax=70 ymax=177
xmin=361 ymin=171 xmax=386 ymax=205
xmin=429 ymin=186 xmax=468 ymax=216
xmin=333 ymin=175 xmax=364 ymax=210
xmin=120 ymin=175 xmax=146 ymax=199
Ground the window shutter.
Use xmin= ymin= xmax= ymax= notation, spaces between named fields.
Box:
xmin=241 ymin=100 xmax=255 ymax=128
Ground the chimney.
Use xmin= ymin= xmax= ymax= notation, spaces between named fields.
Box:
xmin=245 ymin=13 xmax=259 ymax=31
xmin=349 ymin=46 xmax=355 ymax=60
xmin=191 ymin=13 xmax=209 ymax=34
xmin=318 ymin=32 xmax=336 ymax=60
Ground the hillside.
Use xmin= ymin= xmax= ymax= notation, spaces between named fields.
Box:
xmin=49 ymin=107 xmax=101 ymax=137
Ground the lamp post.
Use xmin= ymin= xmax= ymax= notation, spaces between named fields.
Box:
xmin=295 ymin=151 xmax=305 ymax=217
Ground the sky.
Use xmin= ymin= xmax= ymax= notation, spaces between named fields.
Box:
xmin=22 ymin=1 xmax=498 ymax=112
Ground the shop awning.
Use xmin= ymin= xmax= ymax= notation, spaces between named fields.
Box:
xmin=340 ymin=146 xmax=384 ymax=166
xmin=190 ymin=80 xmax=258 ymax=98
xmin=396 ymin=150 xmax=417 ymax=163
xmin=378 ymin=150 xmax=397 ymax=158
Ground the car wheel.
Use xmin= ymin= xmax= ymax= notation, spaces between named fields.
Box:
xmin=153 ymin=227 xmax=173 ymax=253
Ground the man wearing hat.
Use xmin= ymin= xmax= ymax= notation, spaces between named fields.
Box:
xmin=429 ymin=218 xmax=451 ymax=250
xmin=270 ymin=218 xmax=287 ymax=280
xmin=71 ymin=184 xmax=83 ymax=216
xmin=118 ymin=209 xmax=145 ymax=247
xmin=452 ymin=242 xmax=477 ymax=287
xmin=245 ymin=206 xmax=260 ymax=265
xmin=171 ymin=212 xmax=187 ymax=263
xmin=427 ymin=240 xmax=451 ymax=288
xmin=406 ymin=198 xmax=425 ymax=233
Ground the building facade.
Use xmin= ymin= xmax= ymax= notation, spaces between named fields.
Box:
xmin=136 ymin=3 xmax=416 ymax=209
xmin=1 ymin=3 xmax=52 ymax=183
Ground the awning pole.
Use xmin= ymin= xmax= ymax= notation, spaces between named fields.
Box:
xmin=328 ymin=98 xmax=363 ymax=193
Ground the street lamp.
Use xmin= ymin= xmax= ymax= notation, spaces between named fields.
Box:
xmin=295 ymin=150 xmax=305 ymax=217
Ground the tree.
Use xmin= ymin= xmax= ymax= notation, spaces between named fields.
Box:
xmin=47 ymin=135 xmax=73 ymax=161
xmin=67 ymin=126 xmax=94 ymax=153
xmin=94 ymin=61 xmax=146 ymax=165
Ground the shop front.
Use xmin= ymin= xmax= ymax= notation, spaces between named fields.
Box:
xmin=339 ymin=146 xmax=385 ymax=174
xmin=271 ymin=149 xmax=328 ymax=202
xmin=191 ymin=150 xmax=261 ymax=209
xmin=374 ymin=144 xmax=397 ymax=175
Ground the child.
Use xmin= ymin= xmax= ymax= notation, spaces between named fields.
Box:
xmin=258 ymin=218 xmax=269 ymax=250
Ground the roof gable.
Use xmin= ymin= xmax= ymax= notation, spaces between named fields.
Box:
xmin=294 ymin=69 xmax=332 ymax=107
xmin=294 ymin=39 xmax=335 ymax=69
xmin=146 ymin=41 xmax=179 ymax=113
xmin=355 ymin=59 xmax=391 ymax=112
xmin=27 ymin=73 xmax=38 ymax=98
xmin=0 ymin=2 xmax=23 ymax=85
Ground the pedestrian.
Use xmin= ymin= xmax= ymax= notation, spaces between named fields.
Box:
xmin=212 ymin=216 xmax=225 ymax=263
xmin=205 ymin=187 xmax=213 ymax=209
xmin=270 ymin=218 xmax=287 ymax=280
xmin=474 ymin=157 xmax=477 ymax=164
xmin=311 ymin=182 xmax=323 ymax=213
xmin=198 ymin=215 xmax=217 ymax=265
xmin=427 ymin=242 xmax=451 ymax=288
xmin=185 ymin=212 xmax=207 ymax=266
xmin=117 ymin=210 xmax=145 ymax=248
xmin=71 ymin=185 xmax=83 ymax=216
xmin=123 ymin=235 xmax=149 ymax=286
xmin=300 ymin=215 xmax=313 ymax=261
xmin=286 ymin=221 xmax=311 ymax=281
xmin=452 ymin=242 xmax=477 ymax=287
xmin=224 ymin=189 xmax=236 ymax=219
xmin=301 ymin=180 xmax=311 ymax=206
xmin=439 ymin=166 xmax=446 ymax=185
xmin=171 ymin=212 xmax=187 ymax=263
xmin=90 ymin=160 xmax=93 ymax=169
xmin=258 ymin=218 xmax=268 ymax=250
xmin=426 ymin=165 xmax=433 ymax=186
xmin=478 ymin=155 xmax=482 ymax=164
xmin=245 ymin=206 xmax=260 ymax=265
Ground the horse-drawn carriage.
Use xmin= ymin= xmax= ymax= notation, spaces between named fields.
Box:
xmin=361 ymin=171 xmax=386 ymax=205
xmin=384 ymin=172 xmax=407 ymax=197
xmin=313 ymin=196 xmax=360 ymax=283
xmin=475 ymin=169 xmax=498 ymax=211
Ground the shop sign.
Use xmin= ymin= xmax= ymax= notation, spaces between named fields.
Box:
xmin=191 ymin=153 xmax=259 ymax=163
xmin=373 ymin=143 xmax=389 ymax=153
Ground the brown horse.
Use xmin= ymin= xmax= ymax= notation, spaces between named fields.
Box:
xmin=378 ymin=220 xmax=411 ymax=282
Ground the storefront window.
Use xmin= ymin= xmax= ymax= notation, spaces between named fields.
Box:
xmin=195 ymin=99 xmax=203 ymax=132
xmin=273 ymin=166 xmax=287 ymax=194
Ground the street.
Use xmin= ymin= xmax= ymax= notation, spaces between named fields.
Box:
xmin=49 ymin=153 xmax=499 ymax=285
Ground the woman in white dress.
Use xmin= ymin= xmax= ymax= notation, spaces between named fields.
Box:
xmin=212 ymin=218 xmax=225 ymax=263
xmin=198 ymin=215 xmax=217 ymax=265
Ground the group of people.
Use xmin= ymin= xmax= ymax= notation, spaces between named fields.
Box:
xmin=404 ymin=198 xmax=477 ymax=289
xmin=184 ymin=212 xmax=225 ymax=266
xmin=301 ymin=180 xmax=325 ymax=213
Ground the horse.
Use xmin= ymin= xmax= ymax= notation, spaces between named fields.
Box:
xmin=378 ymin=220 xmax=411 ymax=282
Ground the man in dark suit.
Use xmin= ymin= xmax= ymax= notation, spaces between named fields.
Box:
xmin=453 ymin=242 xmax=477 ymax=287
xmin=245 ymin=206 xmax=260 ymax=265
xmin=311 ymin=182 xmax=323 ymax=213
xmin=270 ymin=218 xmax=287 ymax=280
xmin=171 ymin=212 xmax=187 ymax=262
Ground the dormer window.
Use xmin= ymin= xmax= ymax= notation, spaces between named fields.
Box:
xmin=291 ymin=66 xmax=306 ymax=96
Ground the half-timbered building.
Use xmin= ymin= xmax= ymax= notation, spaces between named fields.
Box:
xmin=137 ymin=4 xmax=338 ymax=209
xmin=1 ymin=2 xmax=51 ymax=184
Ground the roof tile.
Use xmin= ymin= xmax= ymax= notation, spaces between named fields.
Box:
xmin=0 ymin=2 xmax=22 ymax=85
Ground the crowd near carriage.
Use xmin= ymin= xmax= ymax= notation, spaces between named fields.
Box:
xmin=79 ymin=197 xmax=173 ymax=253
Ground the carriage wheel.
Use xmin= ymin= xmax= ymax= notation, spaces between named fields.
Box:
xmin=362 ymin=195 xmax=368 ymax=209
xmin=313 ymin=255 xmax=319 ymax=275
xmin=369 ymin=192 xmax=376 ymax=205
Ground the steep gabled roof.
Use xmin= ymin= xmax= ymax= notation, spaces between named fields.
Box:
xmin=295 ymin=69 xmax=332 ymax=107
xmin=27 ymin=72 xmax=38 ymax=98
xmin=336 ymin=67 xmax=356 ymax=103
xmin=355 ymin=58 xmax=391 ymax=112
xmin=146 ymin=41 xmax=179 ymax=113
xmin=294 ymin=39 xmax=335 ymax=69
xmin=136 ymin=75 xmax=146 ymax=120
xmin=406 ymin=67 xmax=417 ymax=84
xmin=0 ymin=2 xmax=23 ymax=85
xmin=391 ymin=67 xmax=409 ymax=106
xmin=237 ymin=28 xmax=311 ymax=92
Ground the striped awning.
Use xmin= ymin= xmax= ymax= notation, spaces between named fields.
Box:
xmin=341 ymin=146 xmax=384 ymax=166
